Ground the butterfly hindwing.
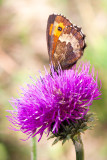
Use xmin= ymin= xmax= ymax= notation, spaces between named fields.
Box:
xmin=53 ymin=25 xmax=86 ymax=70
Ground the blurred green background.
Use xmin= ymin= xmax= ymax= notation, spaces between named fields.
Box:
xmin=0 ymin=0 xmax=107 ymax=160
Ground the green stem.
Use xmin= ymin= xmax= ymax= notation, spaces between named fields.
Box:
xmin=31 ymin=137 xmax=37 ymax=160
xmin=72 ymin=134 xmax=84 ymax=160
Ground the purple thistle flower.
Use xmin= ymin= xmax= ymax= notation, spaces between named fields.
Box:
xmin=7 ymin=63 xmax=101 ymax=141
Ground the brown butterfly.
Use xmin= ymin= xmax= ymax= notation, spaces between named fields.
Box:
xmin=46 ymin=14 xmax=86 ymax=71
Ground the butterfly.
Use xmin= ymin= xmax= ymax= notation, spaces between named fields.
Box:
xmin=46 ymin=14 xmax=86 ymax=71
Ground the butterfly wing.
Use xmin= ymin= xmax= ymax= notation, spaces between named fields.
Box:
xmin=52 ymin=25 xmax=86 ymax=70
xmin=46 ymin=14 xmax=86 ymax=71
xmin=46 ymin=14 xmax=71 ymax=63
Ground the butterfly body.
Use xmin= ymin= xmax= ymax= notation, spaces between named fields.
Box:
xmin=46 ymin=14 xmax=86 ymax=70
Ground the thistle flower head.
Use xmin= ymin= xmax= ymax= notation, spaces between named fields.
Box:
xmin=7 ymin=63 xmax=101 ymax=142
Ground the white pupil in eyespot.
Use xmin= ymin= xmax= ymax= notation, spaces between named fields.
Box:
xmin=58 ymin=26 xmax=62 ymax=31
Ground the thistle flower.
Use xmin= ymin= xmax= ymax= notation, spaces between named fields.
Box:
xmin=7 ymin=63 xmax=101 ymax=142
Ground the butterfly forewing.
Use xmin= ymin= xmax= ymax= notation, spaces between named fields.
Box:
xmin=46 ymin=15 xmax=71 ymax=59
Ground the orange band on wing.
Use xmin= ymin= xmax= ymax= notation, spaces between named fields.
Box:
xmin=49 ymin=24 xmax=53 ymax=36
xmin=52 ymin=35 xmax=59 ymax=55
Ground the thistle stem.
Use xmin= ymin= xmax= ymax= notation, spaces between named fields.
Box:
xmin=31 ymin=137 xmax=37 ymax=160
xmin=72 ymin=134 xmax=84 ymax=160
